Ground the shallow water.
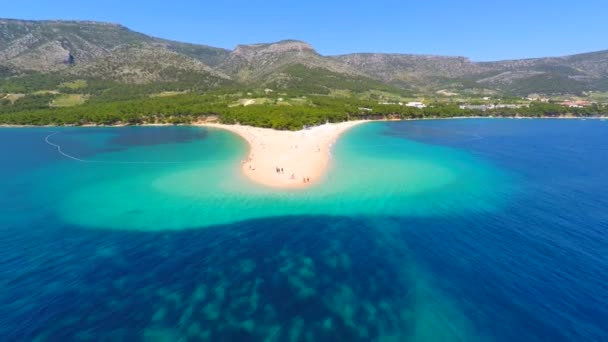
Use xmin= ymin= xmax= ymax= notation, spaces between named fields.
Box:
xmin=1 ymin=120 xmax=607 ymax=341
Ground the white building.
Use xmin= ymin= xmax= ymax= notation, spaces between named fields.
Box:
xmin=406 ymin=101 xmax=426 ymax=109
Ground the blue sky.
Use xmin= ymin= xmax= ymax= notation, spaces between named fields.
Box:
xmin=3 ymin=0 xmax=607 ymax=61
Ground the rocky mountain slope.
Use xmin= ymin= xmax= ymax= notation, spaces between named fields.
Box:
xmin=216 ymin=40 xmax=363 ymax=81
xmin=335 ymin=51 xmax=608 ymax=95
xmin=0 ymin=19 xmax=230 ymax=84
xmin=66 ymin=45 xmax=229 ymax=84
xmin=1 ymin=18 xmax=607 ymax=96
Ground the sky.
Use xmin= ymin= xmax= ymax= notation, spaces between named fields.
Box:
xmin=2 ymin=0 xmax=607 ymax=61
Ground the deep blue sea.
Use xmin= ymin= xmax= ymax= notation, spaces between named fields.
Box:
xmin=1 ymin=119 xmax=607 ymax=341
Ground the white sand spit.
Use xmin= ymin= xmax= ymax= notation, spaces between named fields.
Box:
xmin=197 ymin=121 xmax=366 ymax=189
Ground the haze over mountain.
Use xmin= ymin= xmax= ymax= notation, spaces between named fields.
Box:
xmin=1 ymin=18 xmax=608 ymax=96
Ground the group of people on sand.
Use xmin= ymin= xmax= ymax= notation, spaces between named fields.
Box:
xmin=274 ymin=166 xmax=311 ymax=183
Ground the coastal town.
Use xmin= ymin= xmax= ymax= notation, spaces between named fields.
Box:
xmin=373 ymin=92 xmax=603 ymax=112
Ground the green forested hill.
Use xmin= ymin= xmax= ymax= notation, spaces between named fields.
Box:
xmin=1 ymin=18 xmax=607 ymax=128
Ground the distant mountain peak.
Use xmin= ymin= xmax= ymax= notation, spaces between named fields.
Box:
xmin=218 ymin=39 xmax=361 ymax=83
xmin=0 ymin=18 xmax=123 ymax=27
xmin=233 ymin=40 xmax=315 ymax=56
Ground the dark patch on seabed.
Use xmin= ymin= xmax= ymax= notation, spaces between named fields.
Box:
xmin=0 ymin=215 xmax=433 ymax=341
xmin=106 ymin=126 xmax=208 ymax=148
xmin=51 ymin=127 xmax=209 ymax=158
xmin=3 ymin=120 xmax=608 ymax=341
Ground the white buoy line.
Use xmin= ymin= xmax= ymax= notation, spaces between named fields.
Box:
xmin=44 ymin=131 xmax=232 ymax=165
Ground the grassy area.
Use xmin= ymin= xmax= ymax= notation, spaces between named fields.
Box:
xmin=50 ymin=94 xmax=88 ymax=107
xmin=32 ymin=90 xmax=60 ymax=95
xmin=3 ymin=93 xmax=26 ymax=103
xmin=357 ymin=90 xmax=409 ymax=102
xmin=288 ymin=97 xmax=311 ymax=105
xmin=328 ymin=89 xmax=353 ymax=98
xmin=229 ymin=98 xmax=276 ymax=107
xmin=59 ymin=80 xmax=88 ymax=90
xmin=585 ymin=91 xmax=608 ymax=103
xmin=436 ymin=89 xmax=459 ymax=96
xmin=150 ymin=90 xmax=190 ymax=98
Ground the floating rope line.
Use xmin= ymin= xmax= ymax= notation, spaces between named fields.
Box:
xmin=44 ymin=132 xmax=232 ymax=165
xmin=45 ymin=132 xmax=89 ymax=162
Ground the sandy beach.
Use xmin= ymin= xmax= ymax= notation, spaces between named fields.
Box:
xmin=198 ymin=121 xmax=366 ymax=189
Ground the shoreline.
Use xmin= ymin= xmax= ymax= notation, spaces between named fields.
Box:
xmin=4 ymin=116 xmax=604 ymax=189
xmin=196 ymin=121 xmax=366 ymax=189
xmin=1 ymin=115 xmax=606 ymax=129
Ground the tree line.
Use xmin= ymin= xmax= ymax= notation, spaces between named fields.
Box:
xmin=1 ymin=92 xmax=606 ymax=129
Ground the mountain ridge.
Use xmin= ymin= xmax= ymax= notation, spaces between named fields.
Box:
xmin=1 ymin=18 xmax=608 ymax=96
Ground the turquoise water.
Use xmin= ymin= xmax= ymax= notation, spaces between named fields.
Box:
xmin=25 ymin=123 xmax=510 ymax=230
xmin=1 ymin=120 xmax=607 ymax=341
